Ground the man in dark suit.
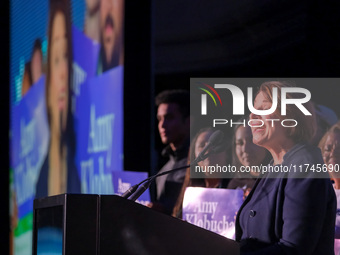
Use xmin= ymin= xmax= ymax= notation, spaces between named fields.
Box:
xmin=151 ymin=90 xmax=190 ymax=215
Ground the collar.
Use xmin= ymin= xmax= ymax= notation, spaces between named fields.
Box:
xmin=282 ymin=143 xmax=306 ymax=162
xmin=161 ymin=139 xmax=190 ymax=160
xmin=268 ymin=143 xmax=307 ymax=166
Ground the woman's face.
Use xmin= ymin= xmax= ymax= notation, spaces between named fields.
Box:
xmin=49 ymin=11 xmax=68 ymax=134
xmin=195 ymin=130 xmax=227 ymax=168
xmin=249 ymin=91 xmax=287 ymax=148
xmin=323 ymin=132 xmax=340 ymax=167
xmin=235 ymin=125 xmax=267 ymax=167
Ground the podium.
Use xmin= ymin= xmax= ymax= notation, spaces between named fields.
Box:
xmin=33 ymin=194 xmax=239 ymax=255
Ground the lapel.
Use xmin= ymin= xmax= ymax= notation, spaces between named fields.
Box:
xmin=235 ymin=176 xmax=263 ymax=241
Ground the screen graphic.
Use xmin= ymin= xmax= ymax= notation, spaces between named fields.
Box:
xmin=10 ymin=1 xmax=125 ymax=254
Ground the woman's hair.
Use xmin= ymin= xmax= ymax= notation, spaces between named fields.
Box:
xmin=45 ymin=0 xmax=74 ymax=150
xmin=172 ymin=127 xmax=231 ymax=218
xmin=257 ymin=81 xmax=316 ymax=143
xmin=318 ymin=121 xmax=340 ymax=155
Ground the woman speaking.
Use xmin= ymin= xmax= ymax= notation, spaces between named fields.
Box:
xmin=235 ymin=81 xmax=336 ymax=255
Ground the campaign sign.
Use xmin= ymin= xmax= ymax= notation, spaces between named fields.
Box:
xmin=335 ymin=239 xmax=340 ymax=255
xmin=112 ymin=171 xmax=151 ymax=205
xmin=72 ymin=26 xmax=100 ymax=98
xmin=182 ymin=187 xmax=243 ymax=239
xmin=11 ymin=76 xmax=49 ymax=217
xmin=75 ymin=66 xmax=123 ymax=195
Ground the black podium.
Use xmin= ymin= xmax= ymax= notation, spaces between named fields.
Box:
xmin=33 ymin=194 xmax=239 ymax=255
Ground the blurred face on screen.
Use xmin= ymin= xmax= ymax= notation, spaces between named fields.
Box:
xmin=86 ymin=0 xmax=100 ymax=14
xmin=49 ymin=11 xmax=69 ymax=135
xmin=100 ymin=0 xmax=124 ymax=67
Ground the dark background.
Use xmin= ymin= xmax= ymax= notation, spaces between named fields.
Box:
xmin=2 ymin=0 xmax=340 ymax=253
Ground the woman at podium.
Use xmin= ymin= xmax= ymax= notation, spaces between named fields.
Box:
xmin=235 ymin=81 xmax=336 ymax=254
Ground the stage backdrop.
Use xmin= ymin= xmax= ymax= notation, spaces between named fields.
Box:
xmin=10 ymin=0 xmax=125 ymax=254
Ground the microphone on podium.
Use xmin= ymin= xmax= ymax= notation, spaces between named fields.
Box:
xmin=191 ymin=130 xmax=224 ymax=164
xmin=121 ymin=130 xmax=224 ymax=201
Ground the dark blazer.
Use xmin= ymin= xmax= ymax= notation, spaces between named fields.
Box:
xmin=235 ymin=143 xmax=336 ymax=255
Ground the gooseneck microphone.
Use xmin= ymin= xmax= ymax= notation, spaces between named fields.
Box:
xmin=122 ymin=130 xmax=224 ymax=201
xmin=191 ymin=130 xmax=224 ymax=164
xmin=121 ymin=164 xmax=190 ymax=199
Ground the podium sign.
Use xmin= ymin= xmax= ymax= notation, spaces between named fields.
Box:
xmin=183 ymin=187 xmax=244 ymax=239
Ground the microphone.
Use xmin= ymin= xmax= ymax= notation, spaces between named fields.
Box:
xmin=123 ymin=164 xmax=190 ymax=201
xmin=121 ymin=184 xmax=139 ymax=198
xmin=127 ymin=177 xmax=155 ymax=201
xmin=123 ymin=130 xmax=225 ymax=201
xmin=197 ymin=143 xmax=226 ymax=162
xmin=192 ymin=130 xmax=224 ymax=164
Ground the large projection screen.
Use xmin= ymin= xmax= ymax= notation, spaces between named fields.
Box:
xmin=10 ymin=0 xmax=125 ymax=254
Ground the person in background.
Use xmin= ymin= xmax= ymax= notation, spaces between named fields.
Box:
xmin=236 ymin=81 xmax=336 ymax=255
xmin=311 ymin=104 xmax=338 ymax=146
xmin=319 ymin=121 xmax=340 ymax=188
xmin=150 ymin=90 xmax=190 ymax=215
xmin=318 ymin=121 xmax=340 ymax=249
xmin=172 ymin=127 xmax=231 ymax=218
xmin=97 ymin=0 xmax=124 ymax=74
xmin=36 ymin=0 xmax=80 ymax=198
xmin=227 ymin=122 xmax=271 ymax=199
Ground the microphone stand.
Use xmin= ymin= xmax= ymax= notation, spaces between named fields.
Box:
xmin=122 ymin=164 xmax=190 ymax=201
xmin=122 ymin=147 xmax=221 ymax=201
xmin=122 ymin=129 xmax=224 ymax=201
